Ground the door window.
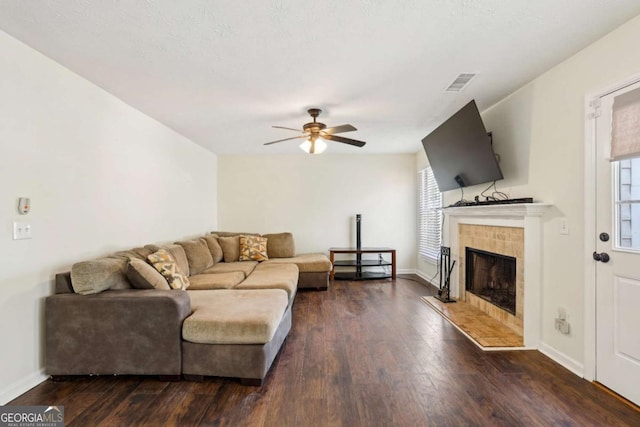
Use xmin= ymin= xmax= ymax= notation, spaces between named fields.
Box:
xmin=615 ymin=157 xmax=640 ymax=251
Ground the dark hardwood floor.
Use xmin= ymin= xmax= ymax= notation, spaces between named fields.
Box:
xmin=11 ymin=276 xmax=640 ymax=426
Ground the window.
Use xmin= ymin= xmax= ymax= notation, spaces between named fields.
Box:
xmin=616 ymin=157 xmax=640 ymax=250
xmin=418 ymin=167 xmax=442 ymax=261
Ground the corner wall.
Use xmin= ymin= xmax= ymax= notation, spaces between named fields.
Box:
xmin=0 ymin=31 xmax=218 ymax=403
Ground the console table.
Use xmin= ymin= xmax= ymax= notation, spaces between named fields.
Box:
xmin=329 ymin=247 xmax=396 ymax=280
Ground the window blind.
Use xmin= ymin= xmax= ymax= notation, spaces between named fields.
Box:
xmin=418 ymin=167 xmax=442 ymax=261
xmin=611 ymin=86 xmax=640 ymax=161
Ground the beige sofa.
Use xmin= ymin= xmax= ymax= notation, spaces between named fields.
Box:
xmin=45 ymin=231 xmax=332 ymax=385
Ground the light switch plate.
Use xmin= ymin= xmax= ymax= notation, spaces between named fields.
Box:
xmin=13 ymin=222 xmax=32 ymax=240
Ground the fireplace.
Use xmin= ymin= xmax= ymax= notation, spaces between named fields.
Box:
xmin=465 ymin=248 xmax=517 ymax=315
xmin=443 ymin=203 xmax=551 ymax=347
xmin=457 ymin=224 xmax=524 ymax=336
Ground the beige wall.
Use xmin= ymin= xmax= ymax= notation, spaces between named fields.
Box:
xmin=416 ymin=14 xmax=640 ymax=370
xmin=218 ymin=154 xmax=416 ymax=271
xmin=0 ymin=31 xmax=218 ymax=403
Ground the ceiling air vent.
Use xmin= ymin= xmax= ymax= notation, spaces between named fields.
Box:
xmin=445 ymin=73 xmax=476 ymax=92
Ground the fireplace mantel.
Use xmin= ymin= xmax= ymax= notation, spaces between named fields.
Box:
xmin=442 ymin=202 xmax=552 ymax=348
xmin=443 ymin=202 xmax=552 ymax=218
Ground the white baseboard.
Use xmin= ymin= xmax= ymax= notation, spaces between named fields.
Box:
xmin=0 ymin=370 xmax=48 ymax=405
xmin=414 ymin=270 xmax=437 ymax=287
xmin=539 ymin=342 xmax=585 ymax=378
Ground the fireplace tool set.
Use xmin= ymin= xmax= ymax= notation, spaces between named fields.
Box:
xmin=436 ymin=246 xmax=456 ymax=303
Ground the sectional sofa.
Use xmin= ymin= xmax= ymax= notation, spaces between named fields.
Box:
xmin=45 ymin=231 xmax=332 ymax=385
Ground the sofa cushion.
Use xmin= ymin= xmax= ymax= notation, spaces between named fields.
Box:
xmin=262 ymin=253 xmax=332 ymax=273
xmin=187 ymin=272 xmax=245 ymax=290
xmin=145 ymin=244 xmax=190 ymax=276
xmin=201 ymin=261 xmax=258 ymax=277
xmin=202 ymin=234 xmax=224 ymax=263
xmin=126 ymin=258 xmax=171 ymax=290
xmin=147 ymin=249 xmax=190 ymax=290
xmin=176 ymin=239 xmax=214 ymax=275
xmin=211 ymin=231 xmax=260 ymax=238
xmin=239 ymin=235 xmax=268 ymax=262
xmin=71 ymin=256 xmax=130 ymax=295
xmin=183 ymin=289 xmax=289 ymax=344
xmin=218 ymin=236 xmax=240 ymax=262
xmin=235 ymin=263 xmax=298 ymax=298
xmin=112 ymin=246 xmax=153 ymax=261
xmin=262 ymin=232 xmax=296 ymax=258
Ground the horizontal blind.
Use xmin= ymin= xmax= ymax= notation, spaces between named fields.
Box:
xmin=418 ymin=167 xmax=442 ymax=261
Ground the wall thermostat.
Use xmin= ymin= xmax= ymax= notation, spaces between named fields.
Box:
xmin=18 ymin=197 xmax=30 ymax=215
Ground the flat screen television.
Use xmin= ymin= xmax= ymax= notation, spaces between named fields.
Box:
xmin=421 ymin=100 xmax=503 ymax=192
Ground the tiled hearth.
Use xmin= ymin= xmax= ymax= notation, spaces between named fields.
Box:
xmin=443 ymin=203 xmax=551 ymax=348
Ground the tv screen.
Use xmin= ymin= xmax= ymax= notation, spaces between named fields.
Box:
xmin=421 ymin=100 xmax=503 ymax=192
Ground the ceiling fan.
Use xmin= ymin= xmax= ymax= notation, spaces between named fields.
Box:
xmin=264 ymin=108 xmax=366 ymax=154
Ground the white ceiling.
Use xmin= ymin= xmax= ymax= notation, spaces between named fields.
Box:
xmin=1 ymin=1 xmax=639 ymax=155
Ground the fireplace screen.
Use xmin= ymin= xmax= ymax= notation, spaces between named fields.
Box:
xmin=465 ymin=248 xmax=516 ymax=315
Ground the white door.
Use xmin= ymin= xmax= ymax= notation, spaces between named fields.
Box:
xmin=594 ymin=80 xmax=640 ymax=406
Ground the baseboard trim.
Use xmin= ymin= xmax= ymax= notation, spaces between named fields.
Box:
xmin=414 ymin=270 xmax=437 ymax=286
xmin=539 ymin=343 xmax=585 ymax=378
xmin=0 ymin=370 xmax=48 ymax=405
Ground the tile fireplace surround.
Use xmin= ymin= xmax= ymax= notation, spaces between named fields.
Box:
xmin=443 ymin=203 xmax=551 ymax=348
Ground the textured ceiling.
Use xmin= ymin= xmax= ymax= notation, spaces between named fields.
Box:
xmin=1 ymin=1 xmax=640 ymax=155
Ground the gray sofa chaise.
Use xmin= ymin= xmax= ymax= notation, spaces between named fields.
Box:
xmin=45 ymin=231 xmax=332 ymax=385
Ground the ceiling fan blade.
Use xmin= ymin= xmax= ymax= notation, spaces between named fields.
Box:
xmin=264 ymin=135 xmax=307 ymax=145
xmin=324 ymin=134 xmax=366 ymax=147
xmin=272 ymin=125 xmax=304 ymax=132
xmin=322 ymin=124 xmax=357 ymax=135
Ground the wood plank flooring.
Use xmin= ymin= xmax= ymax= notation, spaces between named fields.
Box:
xmin=10 ymin=276 xmax=640 ymax=426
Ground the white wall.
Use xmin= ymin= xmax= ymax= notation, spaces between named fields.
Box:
xmin=415 ymin=14 xmax=640 ymax=372
xmin=218 ymin=154 xmax=416 ymax=271
xmin=0 ymin=31 xmax=218 ymax=404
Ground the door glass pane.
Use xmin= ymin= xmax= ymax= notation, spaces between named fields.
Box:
xmin=616 ymin=157 xmax=640 ymax=250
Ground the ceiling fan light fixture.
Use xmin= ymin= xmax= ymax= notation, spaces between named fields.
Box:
xmin=299 ymin=137 xmax=327 ymax=154
xmin=266 ymin=108 xmax=365 ymax=151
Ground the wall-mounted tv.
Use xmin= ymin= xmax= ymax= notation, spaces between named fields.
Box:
xmin=421 ymin=100 xmax=503 ymax=192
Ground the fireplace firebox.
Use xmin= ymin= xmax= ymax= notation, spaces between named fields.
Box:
xmin=465 ymin=248 xmax=517 ymax=315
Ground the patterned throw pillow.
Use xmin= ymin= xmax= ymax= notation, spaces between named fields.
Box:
xmin=147 ymin=249 xmax=190 ymax=290
xmin=239 ymin=235 xmax=269 ymax=262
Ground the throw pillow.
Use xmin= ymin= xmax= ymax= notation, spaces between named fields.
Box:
xmin=239 ymin=235 xmax=269 ymax=262
xmin=145 ymin=244 xmax=190 ymax=276
xmin=176 ymin=239 xmax=214 ymax=275
xmin=202 ymin=234 xmax=224 ymax=263
xmin=262 ymin=232 xmax=295 ymax=258
xmin=218 ymin=236 xmax=241 ymax=262
xmin=147 ymin=249 xmax=190 ymax=290
xmin=161 ymin=244 xmax=190 ymax=277
xmin=126 ymin=258 xmax=171 ymax=290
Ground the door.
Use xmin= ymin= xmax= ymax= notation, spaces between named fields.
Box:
xmin=594 ymin=80 xmax=640 ymax=406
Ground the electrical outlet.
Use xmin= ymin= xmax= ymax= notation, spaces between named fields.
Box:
xmin=559 ymin=218 xmax=569 ymax=235
xmin=555 ymin=317 xmax=570 ymax=335
xmin=13 ymin=222 xmax=32 ymax=240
